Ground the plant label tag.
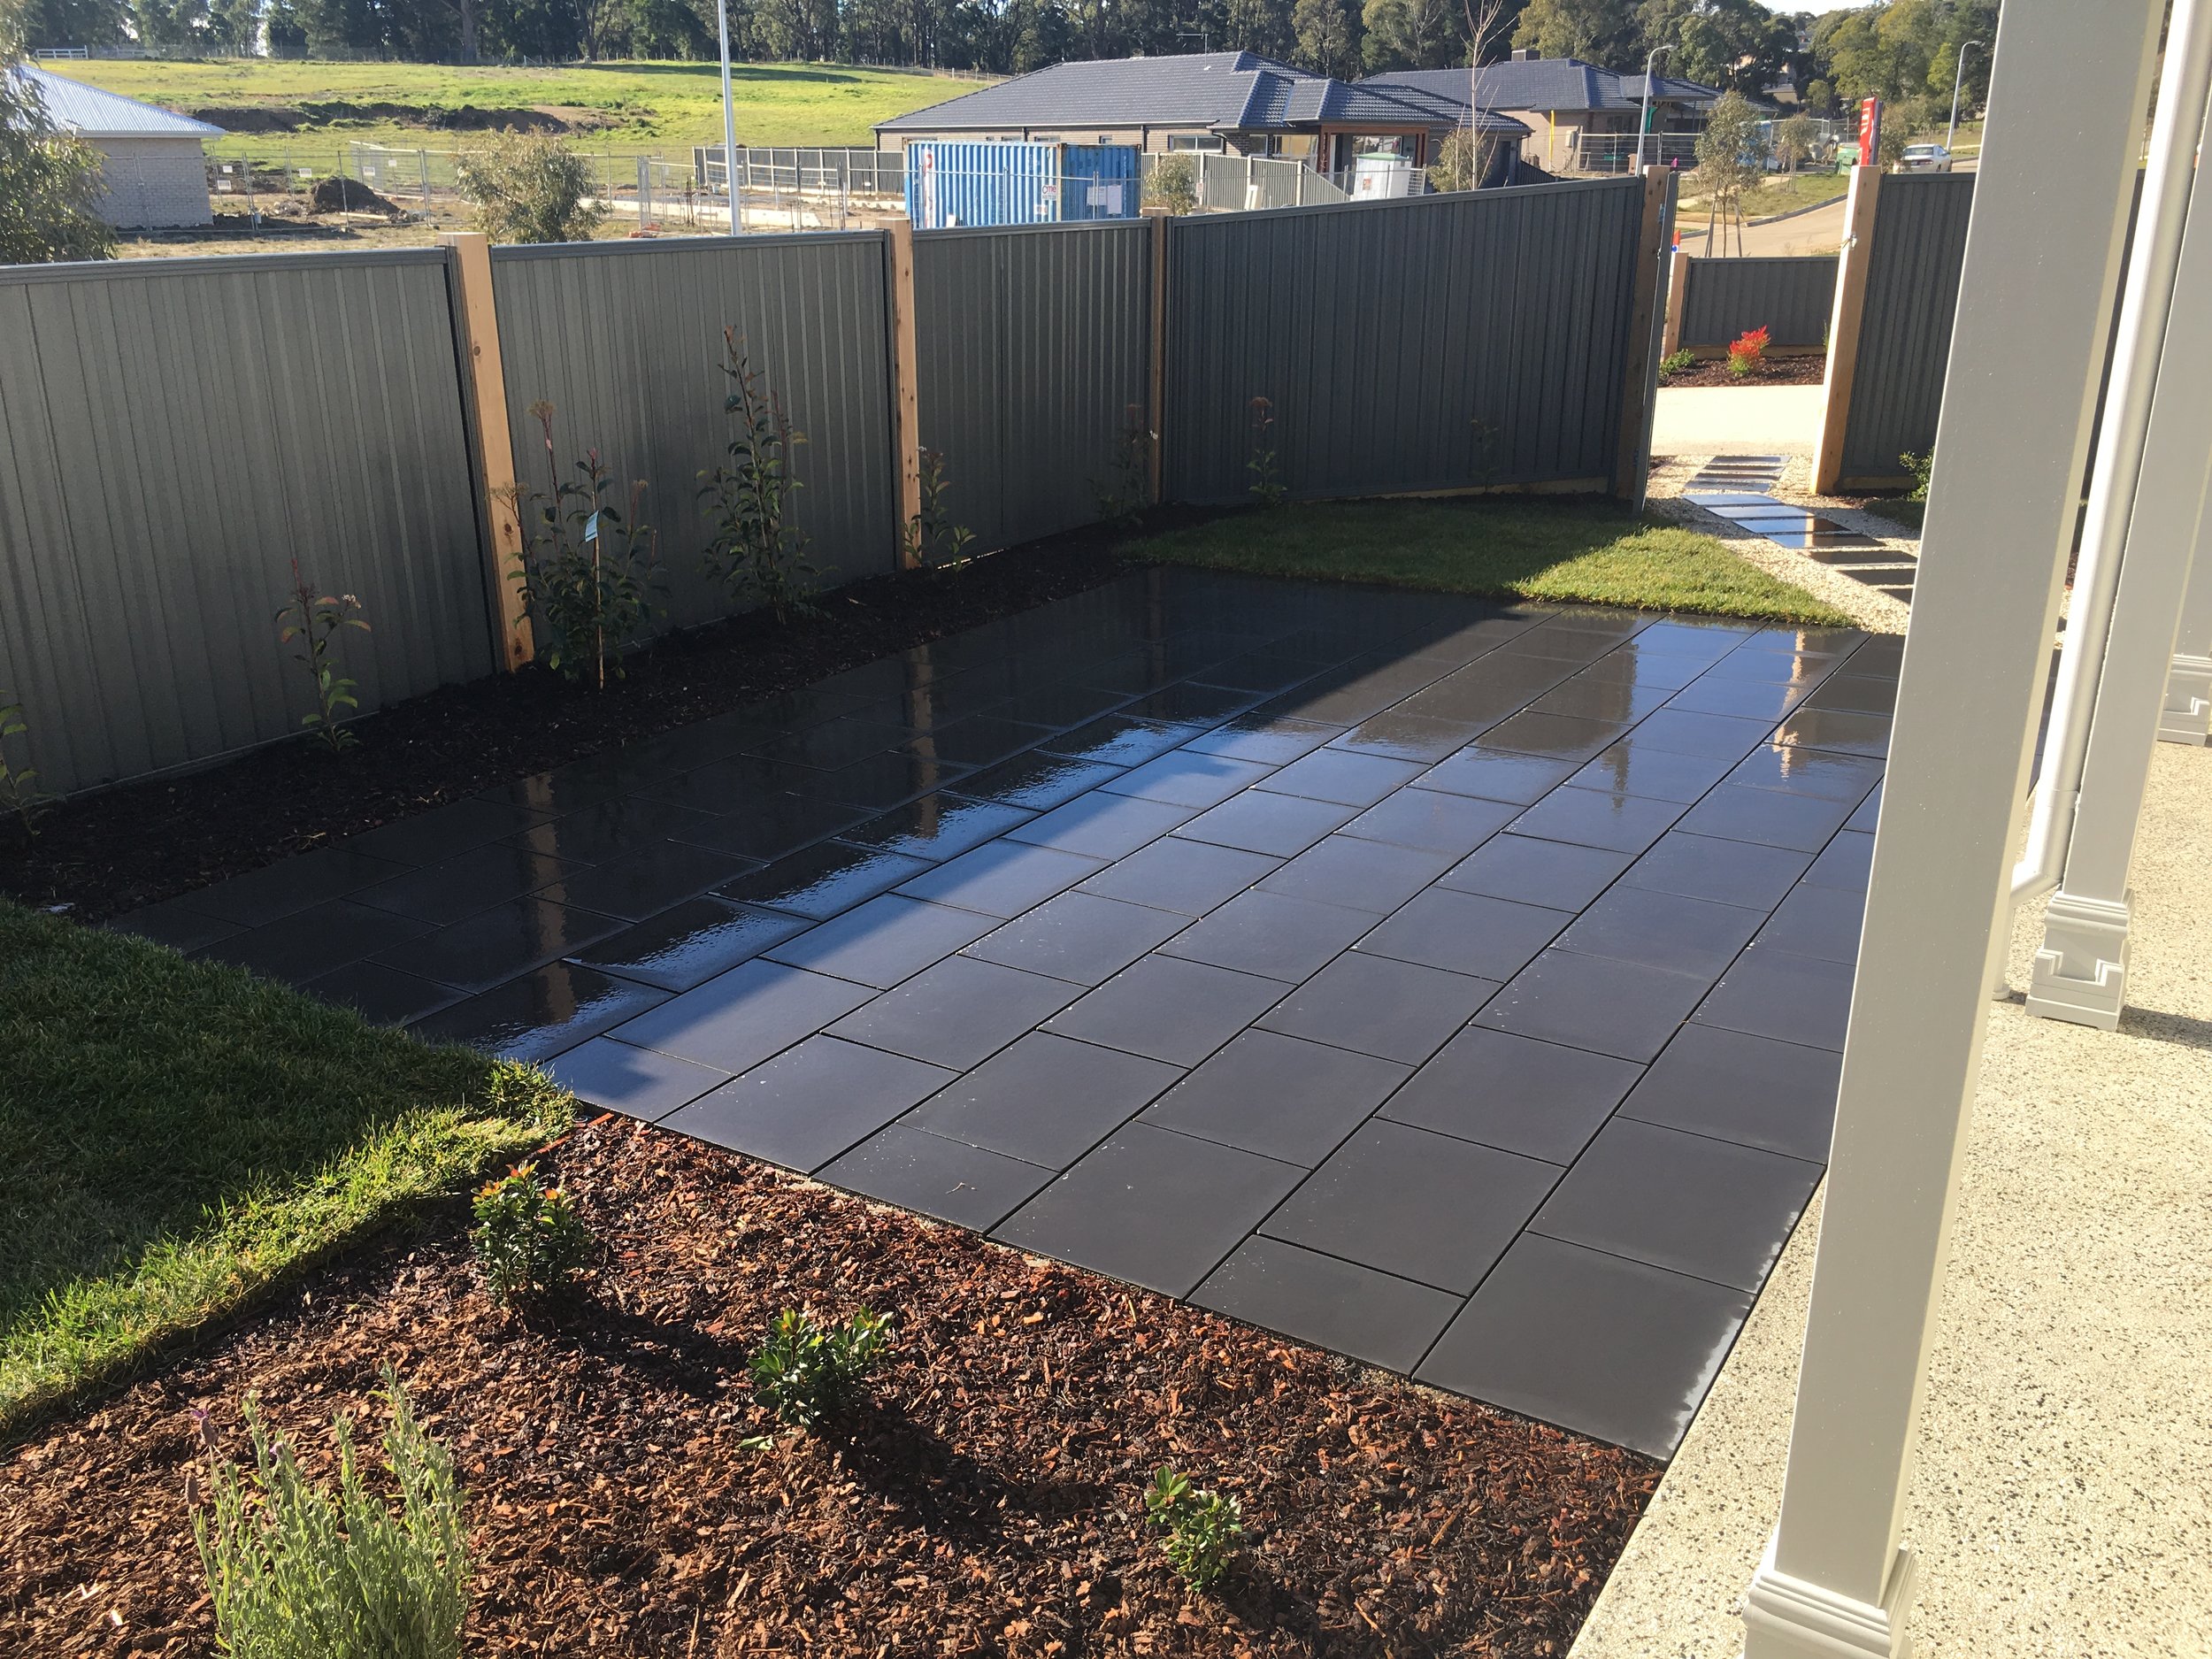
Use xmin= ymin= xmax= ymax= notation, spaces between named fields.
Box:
xmin=583 ymin=511 xmax=602 ymax=543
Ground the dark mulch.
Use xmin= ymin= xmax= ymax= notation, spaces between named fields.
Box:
xmin=1661 ymin=354 xmax=1826 ymax=388
xmin=0 ymin=1120 xmax=1658 ymax=1657
xmin=0 ymin=522 xmax=1180 ymax=925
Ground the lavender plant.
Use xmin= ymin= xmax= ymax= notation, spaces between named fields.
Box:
xmin=191 ymin=1366 xmax=469 ymax=1659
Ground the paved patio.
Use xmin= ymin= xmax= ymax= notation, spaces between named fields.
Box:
xmin=118 ymin=570 xmax=1894 ymax=1461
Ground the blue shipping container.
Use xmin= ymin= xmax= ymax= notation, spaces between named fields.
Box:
xmin=904 ymin=142 xmax=1141 ymax=230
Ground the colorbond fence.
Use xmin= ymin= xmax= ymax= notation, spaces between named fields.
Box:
xmin=911 ymin=219 xmax=1153 ymax=555
xmin=1165 ymin=179 xmax=1648 ymax=503
xmin=0 ymin=249 xmax=492 ymax=796
xmin=490 ymin=234 xmax=902 ymax=628
xmin=1835 ymin=173 xmax=1976 ymax=485
xmin=3 ymin=176 xmax=1669 ymax=798
xmin=1675 ymin=254 xmax=1839 ymax=352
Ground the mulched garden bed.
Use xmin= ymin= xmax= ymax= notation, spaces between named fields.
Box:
xmin=1661 ymin=354 xmax=1826 ymax=388
xmin=0 ymin=518 xmax=1190 ymax=925
xmin=1 ymin=1119 xmax=1658 ymax=1657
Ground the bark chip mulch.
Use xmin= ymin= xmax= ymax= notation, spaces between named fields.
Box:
xmin=1661 ymin=354 xmax=1826 ymax=388
xmin=0 ymin=524 xmax=1178 ymax=925
xmin=2 ymin=1121 xmax=1659 ymax=1657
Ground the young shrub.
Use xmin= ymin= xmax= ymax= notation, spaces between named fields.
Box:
xmin=900 ymin=448 xmax=977 ymax=571
xmin=699 ymin=326 xmax=815 ymax=624
xmin=470 ymin=1162 xmax=590 ymax=1306
xmin=1144 ymin=1466 xmax=1243 ymax=1590
xmin=1247 ymin=395 xmax=1287 ymax=507
xmin=1094 ymin=401 xmax=1154 ymax=527
xmin=1146 ymin=152 xmax=1197 ymax=215
xmin=1726 ymin=325 xmax=1770 ymax=379
xmin=1658 ymin=348 xmax=1698 ymax=381
xmin=275 ymin=557 xmax=372 ymax=754
xmin=503 ymin=401 xmax=662 ymax=689
xmin=192 ymin=1365 xmax=469 ymax=1659
xmin=0 ymin=695 xmax=44 ymax=840
xmin=749 ymin=1307 xmax=893 ymax=1431
xmin=453 ymin=132 xmax=602 ymax=245
xmin=1901 ymin=449 xmax=1934 ymax=502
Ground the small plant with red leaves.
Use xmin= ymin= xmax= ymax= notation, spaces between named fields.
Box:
xmin=1727 ymin=325 xmax=1771 ymax=379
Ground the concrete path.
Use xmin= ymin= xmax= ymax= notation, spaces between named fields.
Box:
xmin=1652 ymin=385 xmax=1825 ymax=458
xmin=1570 ymin=739 xmax=2212 ymax=1656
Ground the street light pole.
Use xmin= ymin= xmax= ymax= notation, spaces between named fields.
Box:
xmin=717 ymin=0 xmax=741 ymax=234
xmin=1947 ymin=39 xmax=1984 ymax=154
xmin=1638 ymin=45 xmax=1673 ymax=171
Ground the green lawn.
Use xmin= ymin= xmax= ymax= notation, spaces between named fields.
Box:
xmin=58 ymin=58 xmax=978 ymax=168
xmin=1680 ymin=168 xmax=1847 ymax=222
xmin=1128 ymin=497 xmax=1855 ymax=626
xmin=0 ymin=902 xmax=571 ymax=1432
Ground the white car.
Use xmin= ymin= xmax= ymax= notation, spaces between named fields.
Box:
xmin=1898 ymin=143 xmax=1954 ymax=173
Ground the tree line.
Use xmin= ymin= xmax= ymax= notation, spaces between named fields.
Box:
xmin=3 ymin=0 xmax=1996 ymax=104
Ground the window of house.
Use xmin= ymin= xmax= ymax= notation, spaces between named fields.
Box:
xmin=1167 ymin=133 xmax=1225 ymax=152
xmin=1353 ymin=134 xmax=1413 ymax=158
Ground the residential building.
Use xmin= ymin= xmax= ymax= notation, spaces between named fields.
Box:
xmin=872 ymin=51 xmax=1528 ymax=179
xmin=1361 ymin=50 xmax=1722 ymax=173
xmin=15 ymin=64 xmax=222 ymax=230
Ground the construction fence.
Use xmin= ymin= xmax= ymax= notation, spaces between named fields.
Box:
xmin=3 ymin=178 xmax=1671 ymax=796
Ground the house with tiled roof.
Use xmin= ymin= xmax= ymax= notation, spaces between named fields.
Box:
xmin=1362 ymin=51 xmax=1722 ymax=173
xmin=872 ymin=52 xmax=1528 ymax=179
xmin=13 ymin=63 xmax=224 ymax=229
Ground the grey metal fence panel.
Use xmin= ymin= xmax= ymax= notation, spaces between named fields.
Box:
xmin=0 ymin=248 xmax=490 ymax=797
xmin=1840 ymin=172 xmax=1976 ymax=482
xmin=1164 ymin=180 xmax=1643 ymax=504
xmin=491 ymin=233 xmax=899 ymax=632
xmin=1678 ymin=254 xmax=1839 ymax=349
xmin=912 ymin=219 xmax=1152 ymax=554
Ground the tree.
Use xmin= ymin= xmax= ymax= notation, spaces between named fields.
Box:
xmin=1802 ymin=75 xmax=1836 ymax=117
xmin=455 ymin=133 xmax=603 ymax=244
xmin=1292 ymin=0 xmax=1361 ymax=78
xmin=1691 ymin=87 xmax=1761 ymax=254
xmin=1510 ymin=0 xmax=1638 ymax=65
xmin=1362 ymin=0 xmax=1455 ymax=71
xmin=1640 ymin=0 xmax=1794 ymax=95
xmin=1 ymin=61 xmax=115 ymax=263
xmin=6 ymin=0 xmax=132 ymax=49
xmin=1774 ymin=109 xmax=1815 ymax=171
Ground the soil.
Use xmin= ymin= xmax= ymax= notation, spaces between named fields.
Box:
xmin=0 ymin=525 xmax=1172 ymax=924
xmin=310 ymin=174 xmax=402 ymax=214
xmin=0 ymin=1120 xmax=1657 ymax=1657
xmin=1660 ymin=354 xmax=1826 ymax=388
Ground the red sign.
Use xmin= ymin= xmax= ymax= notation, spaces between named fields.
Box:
xmin=1858 ymin=96 xmax=1882 ymax=166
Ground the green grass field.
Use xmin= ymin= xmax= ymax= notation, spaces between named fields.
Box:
xmin=0 ymin=901 xmax=572 ymax=1431
xmin=56 ymin=58 xmax=980 ymax=168
xmin=1129 ymin=497 xmax=1855 ymax=626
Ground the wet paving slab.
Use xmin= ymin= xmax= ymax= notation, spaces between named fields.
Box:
xmin=1686 ymin=459 xmax=1916 ymax=601
xmin=116 ymin=569 xmax=1891 ymax=1463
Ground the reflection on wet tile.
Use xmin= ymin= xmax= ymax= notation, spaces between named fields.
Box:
xmin=713 ymin=841 xmax=937 ymax=921
xmin=1038 ymin=714 xmax=1194 ymax=767
xmin=567 ymin=896 xmax=808 ymax=992
xmin=411 ymin=960 xmax=670 ymax=1063
xmin=835 ymin=795 xmax=1034 ymax=861
xmin=947 ymin=750 xmax=1124 ymax=810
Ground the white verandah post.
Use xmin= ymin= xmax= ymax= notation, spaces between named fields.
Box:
xmin=2161 ymin=513 xmax=2212 ymax=744
xmin=2028 ymin=85 xmax=2212 ymax=1031
xmin=1738 ymin=0 xmax=2167 ymax=1653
